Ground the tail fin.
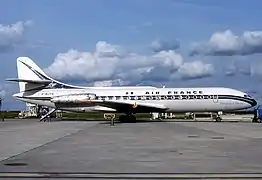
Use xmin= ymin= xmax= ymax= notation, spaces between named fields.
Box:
xmin=6 ymin=57 xmax=87 ymax=92
xmin=6 ymin=57 xmax=53 ymax=92
xmin=16 ymin=57 xmax=50 ymax=80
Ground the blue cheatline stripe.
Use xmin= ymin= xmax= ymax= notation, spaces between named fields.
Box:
xmin=218 ymin=95 xmax=257 ymax=106
xmin=18 ymin=95 xmax=257 ymax=106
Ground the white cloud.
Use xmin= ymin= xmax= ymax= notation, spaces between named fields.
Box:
xmin=152 ymin=50 xmax=183 ymax=69
xmin=175 ymin=61 xmax=214 ymax=80
xmin=0 ymin=20 xmax=32 ymax=52
xmin=0 ymin=85 xmax=6 ymax=98
xmin=0 ymin=83 xmax=17 ymax=98
xmin=0 ymin=89 xmax=5 ymax=98
xmin=251 ymin=62 xmax=262 ymax=76
xmin=92 ymin=79 xmax=127 ymax=87
xmin=190 ymin=30 xmax=262 ymax=56
xmin=150 ymin=39 xmax=180 ymax=52
xmin=225 ymin=60 xmax=252 ymax=77
xmin=45 ymin=41 xmax=214 ymax=86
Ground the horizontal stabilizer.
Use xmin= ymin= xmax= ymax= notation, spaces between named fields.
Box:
xmin=6 ymin=78 xmax=52 ymax=85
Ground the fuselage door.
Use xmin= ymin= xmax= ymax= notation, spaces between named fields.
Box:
xmin=213 ymin=95 xmax=218 ymax=103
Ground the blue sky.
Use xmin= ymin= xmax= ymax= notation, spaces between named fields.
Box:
xmin=1 ymin=0 xmax=262 ymax=110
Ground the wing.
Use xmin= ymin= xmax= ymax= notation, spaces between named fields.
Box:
xmin=94 ymin=100 xmax=168 ymax=113
xmin=53 ymin=99 xmax=168 ymax=113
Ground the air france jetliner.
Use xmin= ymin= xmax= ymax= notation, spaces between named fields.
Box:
xmin=7 ymin=57 xmax=257 ymax=122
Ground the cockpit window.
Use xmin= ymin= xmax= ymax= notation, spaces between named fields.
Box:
xmin=244 ymin=94 xmax=252 ymax=98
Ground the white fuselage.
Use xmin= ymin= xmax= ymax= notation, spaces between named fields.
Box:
xmin=13 ymin=86 xmax=257 ymax=113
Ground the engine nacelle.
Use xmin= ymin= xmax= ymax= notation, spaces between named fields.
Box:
xmin=51 ymin=93 xmax=96 ymax=103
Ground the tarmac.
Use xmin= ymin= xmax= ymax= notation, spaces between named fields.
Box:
xmin=0 ymin=118 xmax=262 ymax=179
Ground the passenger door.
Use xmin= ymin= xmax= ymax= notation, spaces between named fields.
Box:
xmin=213 ymin=95 xmax=218 ymax=103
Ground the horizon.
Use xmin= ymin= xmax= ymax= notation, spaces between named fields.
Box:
xmin=1 ymin=0 xmax=262 ymax=110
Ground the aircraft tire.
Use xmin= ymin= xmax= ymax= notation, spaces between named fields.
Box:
xmin=215 ymin=117 xmax=222 ymax=122
xmin=252 ymin=118 xmax=258 ymax=123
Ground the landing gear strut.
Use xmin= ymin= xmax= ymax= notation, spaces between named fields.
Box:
xmin=103 ymin=113 xmax=116 ymax=126
xmin=213 ymin=111 xmax=223 ymax=122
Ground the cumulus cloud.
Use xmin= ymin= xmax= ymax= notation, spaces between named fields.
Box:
xmin=0 ymin=89 xmax=5 ymax=98
xmin=175 ymin=61 xmax=214 ymax=80
xmin=0 ymin=20 xmax=32 ymax=52
xmin=225 ymin=60 xmax=252 ymax=77
xmin=92 ymin=79 xmax=127 ymax=87
xmin=45 ymin=41 xmax=214 ymax=86
xmin=0 ymin=85 xmax=7 ymax=98
xmin=190 ymin=30 xmax=262 ymax=56
xmin=225 ymin=69 xmax=236 ymax=76
xmin=0 ymin=82 xmax=17 ymax=99
xmin=150 ymin=39 xmax=180 ymax=52
xmin=251 ymin=62 xmax=262 ymax=76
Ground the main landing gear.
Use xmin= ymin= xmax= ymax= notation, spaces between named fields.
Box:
xmin=215 ymin=116 xmax=222 ymax=122
xmin=213 ymin=111 xmax=223 ymax=122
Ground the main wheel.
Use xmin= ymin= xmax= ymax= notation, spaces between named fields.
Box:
xmin=252 ymin=118 xmax=258 ymax=123
xmin=215 ymin=116 xmax=222 ymax=122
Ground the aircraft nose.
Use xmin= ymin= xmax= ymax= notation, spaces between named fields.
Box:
xmin=250 ymin=99 xmax=257 ymax=107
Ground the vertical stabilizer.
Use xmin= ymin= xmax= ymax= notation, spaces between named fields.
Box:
xmin=16 ymin=57 xmax=51 ymax=92
xmin=7 ymin=56 xmax=91 ymax=92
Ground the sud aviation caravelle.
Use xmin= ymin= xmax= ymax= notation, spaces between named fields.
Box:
xmin=6 ymin=57 xmax=257 ymax=122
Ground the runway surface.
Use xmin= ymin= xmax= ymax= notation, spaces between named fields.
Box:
xmin=0 ymin=118 xmax=262 ymax=179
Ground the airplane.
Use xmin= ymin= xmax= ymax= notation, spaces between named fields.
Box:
xmin=6 ymin=57 xmax=257 ymax=122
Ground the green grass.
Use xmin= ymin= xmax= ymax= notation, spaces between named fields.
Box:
xmin=0 ymin=111 xmax=20 ymax=119
xmin=62 ymin=112 xmax=151 ymax=119
xmin=0 ymin=111 xmax=186 ymax=119
xmin=1 ymin=110 xmax=252 ymax=120
xmin=0 ymin=111 xmax=153 ymax=119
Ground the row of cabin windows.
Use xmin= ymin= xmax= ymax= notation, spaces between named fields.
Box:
xmin=145 ymin=92 xmax=160 ymax=94
xmin=95 ymin=94 xmax=217 ymax=100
